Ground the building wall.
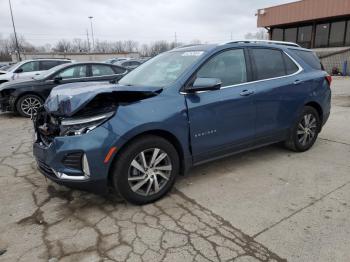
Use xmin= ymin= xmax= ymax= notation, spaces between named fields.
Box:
xmin=12 ymin=52 xmax=140 ymax=62
xmin=258 ymin=0 xmax=350 ymax=27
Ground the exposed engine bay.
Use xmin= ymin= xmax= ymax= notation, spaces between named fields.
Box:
xmin=33 ymin=85 xmax=162 ymax=147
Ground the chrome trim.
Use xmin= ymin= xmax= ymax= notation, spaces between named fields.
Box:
xmin=61 ymin=112 xmax=114 ymax=126
xmin=52 ymin=170 xmax=89 ymax=181
xmin=180 ymin=50 xmax=303 ymax=95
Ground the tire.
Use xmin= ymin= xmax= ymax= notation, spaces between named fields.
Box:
xmin=285 ymin=106 xmax=321 ymax=152
xmin=16 ymin=94 xmax=43 ymax=118
xmin=112 ymin=135 xmax=180 ymax=205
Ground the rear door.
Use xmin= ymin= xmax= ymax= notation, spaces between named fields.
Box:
xmin=249 ymin=47 xmax=301 ymax=144
xmin=185 ymin=48 xmax=256 ymax=163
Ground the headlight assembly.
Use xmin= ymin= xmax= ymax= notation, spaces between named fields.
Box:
xmin=60 ymin=111 xmax=114 ymax=136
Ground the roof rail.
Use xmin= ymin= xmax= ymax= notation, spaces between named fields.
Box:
xmin=222 ymin=40 xmax=300 ymax=48
xmin=173 ymin=44 xmax=202 ymax=49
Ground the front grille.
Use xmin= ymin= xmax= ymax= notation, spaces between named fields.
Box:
xmin=37 ymin=160 xmax=56 ymax=178
xmin=62 ymin=152 xmax=83 ymax=170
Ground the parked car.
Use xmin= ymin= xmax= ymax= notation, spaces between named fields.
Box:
xmin=115 ymin=59 xmax=142 ymax=70
xmin=105 ymin=57 xmax=130 ymax=64
xmin=33 ymin=40 xmax=331 ymax=204
xmin=0 ymin=62 xmax=128 ymax=117
xmin=0 ymin=59 xmax=72 ymax=84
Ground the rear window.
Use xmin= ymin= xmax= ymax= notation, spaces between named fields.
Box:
xmin=289 ymin=49 xmax=322 ymax=70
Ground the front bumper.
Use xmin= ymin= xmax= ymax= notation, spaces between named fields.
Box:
xmin=0 ymin=97 xmax=11 ymax=112
xmin=33 ymin=125 xmax=124 ymax=194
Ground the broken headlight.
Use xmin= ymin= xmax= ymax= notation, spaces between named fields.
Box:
xmin=60 ymin=111 xmax=114 ymax=136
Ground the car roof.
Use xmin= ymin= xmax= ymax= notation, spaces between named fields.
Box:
xmin=170 ymin=40 xmax=310 ymax=53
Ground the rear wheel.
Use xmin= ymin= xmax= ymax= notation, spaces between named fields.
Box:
xmin=16 ymin=94 xmax=43 ymax=118
xmin=112 ymin=135 xmax=180 ymax=205
xmin=285 ymin=106 xmax=321 ymax=152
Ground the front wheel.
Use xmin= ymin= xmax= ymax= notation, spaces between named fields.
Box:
xmin=16 ymin=94 xmax=43 ymax=118
xmin=112 ymin=135 xmax=180 ymax=205
xmin=285 ymin=106 xmax=321 ymax=152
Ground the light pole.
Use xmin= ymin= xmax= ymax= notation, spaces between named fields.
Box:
xmin=88 ymin=16 xmax=95 ymax=52
xmin=8 ymin=0 xmax=21 ymax=61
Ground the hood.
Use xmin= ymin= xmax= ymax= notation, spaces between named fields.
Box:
xmin=44 ymin=82 xmax=163 ymax=117
xmin=0 ymin=78 xmax=40 ymax=91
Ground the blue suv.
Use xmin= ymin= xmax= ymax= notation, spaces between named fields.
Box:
xmin=33 ymin=40 xmax=331 ymax=204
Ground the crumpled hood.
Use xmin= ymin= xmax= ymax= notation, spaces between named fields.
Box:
xmin=45 ymin=81 xmax=163 ymax=117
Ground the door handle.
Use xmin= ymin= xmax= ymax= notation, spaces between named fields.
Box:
xmin=240 ymin=90 xmax=254 ymax=96
xmin=293 ymin=79 xmax=303 ymax=85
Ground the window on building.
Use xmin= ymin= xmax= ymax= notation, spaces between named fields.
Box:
xmin=315 ymin=23 xmax=330 ymax=48
xmin=297 ymin=25 xmax=312 ymax=48
xmin=284 ymin=27 xmax=297 ymax=43
xmin=329 ymin=21 xmax=346 ymax=47
xmin=345 ymin=21 xmax=350 ymax=46
xmin=251 ymin=48 xmax=286 ymax=80
xmin=272 ymin=28 xmax=283 ymax=41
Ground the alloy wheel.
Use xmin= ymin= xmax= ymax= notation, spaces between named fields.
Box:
xmin=297 ymin=113 xmax=317 ymax=146
xmin=21 ymin=97 xmax=42 ymax=117
xmin=128 ymin=148 xmax=172 ymax=196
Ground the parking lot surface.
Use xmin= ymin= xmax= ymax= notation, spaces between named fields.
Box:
xmin=0 ymin=78 xmax=349 ymax=262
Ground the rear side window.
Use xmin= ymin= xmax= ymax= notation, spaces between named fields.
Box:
xmin=91 ymin=64 xmax=115 ymax=76
xmin=40 ymin=61 xmax=60 ymax=70
xmin=284 ymin=53 xmax=299 ymax=74
xmin=289 ymin=49 xmax=322 ymax=70
xmin=112 ymin=66 xmax=127 ymax=74
xmin=197 ymin=49 xmax=247 ymax=86
xmin=251 ymin=48 xmax=286 ymax=80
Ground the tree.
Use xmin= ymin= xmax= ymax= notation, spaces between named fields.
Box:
xmin=244 ymin=29 xmax=269 ymax=40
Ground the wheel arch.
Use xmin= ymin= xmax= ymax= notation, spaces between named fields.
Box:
xmin=107 ymin=129 xmax=188 ymax=186
xmin=305 ymin=101 xmax=323 ymax=124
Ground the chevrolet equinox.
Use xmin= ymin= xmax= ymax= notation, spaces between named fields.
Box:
xmin=33 ymin=41 xmax=331 ymax=204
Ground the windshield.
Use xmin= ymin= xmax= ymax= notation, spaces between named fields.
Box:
xmin=118 ymin=51 xmax=204 ymax=87
xmin=33 ymin=64 xmax=68 ymax=80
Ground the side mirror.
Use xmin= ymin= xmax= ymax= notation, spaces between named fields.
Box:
xmin=186 ymin=77 xmax=222 ymax=93
xmin=14 ymin=68 xmax=23 ymax=73
xmin=53 ymin=76 xmax=63 ymax=83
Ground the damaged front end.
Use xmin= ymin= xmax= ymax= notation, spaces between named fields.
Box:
xmin=32 ymin=82 xmax=162 ymax=192
xmin=33 ymin=82 xmax=162 ymax=146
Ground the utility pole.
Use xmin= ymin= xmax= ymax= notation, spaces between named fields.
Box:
xmin=8 ymin=0 xmax=21 ymax=61
xmin=86 ymin=29 xmax=91 ymax=52
xmin=88 ymin=16 xmax=95 ymax=52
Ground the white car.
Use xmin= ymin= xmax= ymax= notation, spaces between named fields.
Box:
xmin=0 ymin=59 xmax=72 ymax=84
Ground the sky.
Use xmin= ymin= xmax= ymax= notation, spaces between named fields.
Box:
xmin=0 ymin=0 xmax=294 ymax=46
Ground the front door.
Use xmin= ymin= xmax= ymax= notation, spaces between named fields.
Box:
xmin=185 ymin=48 xmax=256 ymax=163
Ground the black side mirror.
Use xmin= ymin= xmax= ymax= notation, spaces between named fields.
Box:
xmin=14 ymin=68 xmax=23 ymax=73
xmin=53 ymin=76 xmax=62 ymax=83
xmin=186 ymin=77 xmax=222 ymax=93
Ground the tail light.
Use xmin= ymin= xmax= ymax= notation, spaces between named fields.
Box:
xmin=325 ymin=75 xmax=332 ymax=87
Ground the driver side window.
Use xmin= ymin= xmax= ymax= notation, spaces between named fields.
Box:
xmin=19 ymin=61 xmax=39 ymax=73
xmin=197 ymin=49 xmax=247 ymax=87
xmin=57 ymin=65 xmax=87 ymax=79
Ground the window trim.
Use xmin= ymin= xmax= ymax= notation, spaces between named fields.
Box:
xmin=181 ymin=47 xmax=251 ymax=93
xmin=181 ymin=49 xmax=303 ymax=94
